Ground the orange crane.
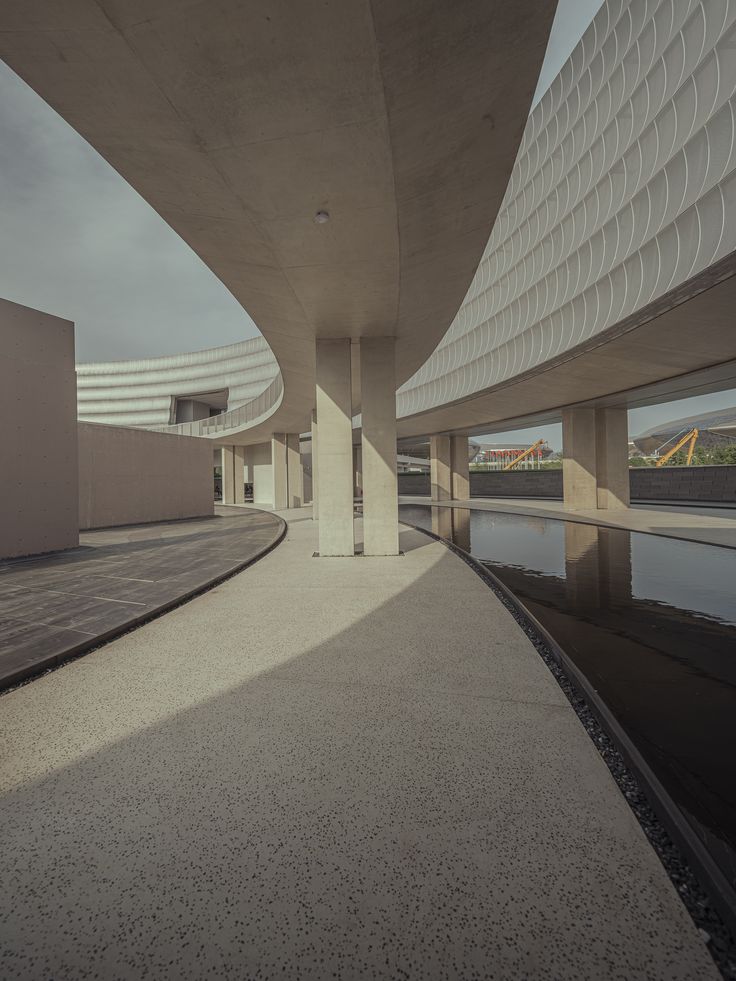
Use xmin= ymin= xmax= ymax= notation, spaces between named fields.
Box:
xmin=655 ymin=427 xmax=699 ymax=467
xmin=503 ymin=439 xmax=546 ymax=471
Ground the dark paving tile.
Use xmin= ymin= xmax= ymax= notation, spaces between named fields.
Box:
xmin=0 ymin=510 xmax=284 ymax=689
xmin=0 ymin=618 xmax=92 ymax=677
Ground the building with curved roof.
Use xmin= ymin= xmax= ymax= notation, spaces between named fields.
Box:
xmin=634 ymin=405 xmax=736 ymax=455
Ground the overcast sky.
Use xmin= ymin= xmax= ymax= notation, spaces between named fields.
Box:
xmin=1 ymin=0 xmax=733 ymax=442
xmin=0 ymin=62 xmax=259 ymax=362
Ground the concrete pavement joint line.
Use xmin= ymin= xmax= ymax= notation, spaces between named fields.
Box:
xmin=1 ymin=584 xmax=147 ymax=606
xmin=399 ymin=518 xmax=736 ymax=977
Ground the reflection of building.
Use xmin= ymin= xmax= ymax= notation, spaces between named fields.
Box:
xmin=634 ymin=408 xmax=736 ymax=455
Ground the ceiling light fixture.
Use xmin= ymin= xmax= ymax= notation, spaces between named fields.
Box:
xmin=314 ymin=210 xmax=330 ymax=223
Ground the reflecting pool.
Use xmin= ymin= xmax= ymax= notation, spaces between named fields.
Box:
xmin=399 ymin=504 xmax=736 ymax=901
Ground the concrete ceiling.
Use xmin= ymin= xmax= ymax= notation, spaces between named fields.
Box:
xmin=0 ymin=0 xmax=555 ymax=438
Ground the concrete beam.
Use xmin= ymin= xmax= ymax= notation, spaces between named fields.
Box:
xmin=315 ymin=340 xmax=354 ymax=556
xmin=360 ymin=337 xmax=399 ymax=556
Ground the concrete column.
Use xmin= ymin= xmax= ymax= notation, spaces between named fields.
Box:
xmin=272 ymin=434 xmax=288 ymax=510
xmin=562 ymin=408 xmax=597 ymax=510
xmin=430 ymin=435 xmax=452 ymax=501
xmin=360 ymin=337 xmax=399 ymax=556
xmin=353 ymin=444 xmax=363 ymax=499
xmin=310 ymin=408 xmax=318 ymax=514
xmin=595 ymin=407 xmax=630 ymax=510
xmin=286 ymin=434 xmax=304 ymax=508
xmin=450 ymin=434 xmax=470 ymax=500
xmin=221 ymin=445 xmax=245 ymax=504
xmin=316 ymin=339 xmax=354 ymax=556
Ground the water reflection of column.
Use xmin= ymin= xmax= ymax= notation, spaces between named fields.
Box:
xmin=564 ymin=523 xmax=600 ymax=611
xmin=452 ymin=508 xmax=471 ymax=552
xmin=431 ymin=506 xmax=453 ymax=540
xmin=597 ymin=527 xmax=632 ymax=608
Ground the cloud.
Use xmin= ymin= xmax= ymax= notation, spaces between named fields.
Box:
xmin=0 ymin=61 xmax=259 ymax=363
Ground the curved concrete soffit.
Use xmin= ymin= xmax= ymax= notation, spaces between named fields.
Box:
xmin=396 ymin=0 xmax=736 ymax=420
xmin=2 ymin=0 xmax=555 ymax=442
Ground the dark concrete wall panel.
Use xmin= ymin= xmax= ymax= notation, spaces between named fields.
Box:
xmin=398 ymin=467 xmax=736 ymax=504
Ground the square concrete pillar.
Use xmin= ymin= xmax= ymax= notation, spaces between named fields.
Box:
xmin=562 ymin=408 xmax=597 ymax=510
xmin=286 ymin=433 xmax=304 ymax=508
xmin=310 ymin=408 xmax=318 ymax=515
xmin=595 ymin=408 xmax=630 ymax=510
xmin=430 ymin=435 xmax=452 ymax=501
xmin=360 ymin=337 xmax=399 ymax=556
xmin=222 ymin=445 xmax=245 ymax=504
xmin=272 ymin=434 xmax=288 ymax=510
xmin=450 ymin=434 xmax=470 ymax=500
xmin=316 ymin=339 xmax=354 ymax=556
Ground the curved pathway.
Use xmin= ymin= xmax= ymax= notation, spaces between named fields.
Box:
xmin=0 ymin=511 xmax=717 ymax=978
xmin=0 ymin=506 xmax=284 ymax=690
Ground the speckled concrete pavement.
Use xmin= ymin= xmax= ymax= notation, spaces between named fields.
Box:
xmin=0 ymin=511 xmax=718 ymax=980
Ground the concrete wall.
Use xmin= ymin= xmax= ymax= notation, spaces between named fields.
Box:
xmin=1 ymin=298 xmax=79 ymax=559
xmin=247 ymin=442 xmax=273 ymax=507
xmin=398 ymin=467 xmax=736 ymax=505
xmin=78 ymin=423 xmax=213 ymax=530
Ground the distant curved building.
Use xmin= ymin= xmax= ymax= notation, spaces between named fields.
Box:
xmin=634 ymin=406 xmax=736 ymax=455
xmin=76 ymin=339 xmax=277 ymax=429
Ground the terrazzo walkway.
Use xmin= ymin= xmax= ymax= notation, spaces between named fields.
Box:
xmin=0 ymin=506 xmax=284 ymax=689
xmin=0 ymin=510 xmax=718 ymax=979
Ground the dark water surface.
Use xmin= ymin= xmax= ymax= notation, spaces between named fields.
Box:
xmin=399 ymin=504 xmax=736 ymax=900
